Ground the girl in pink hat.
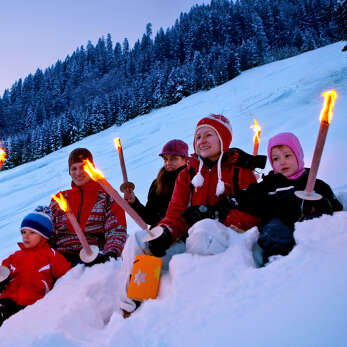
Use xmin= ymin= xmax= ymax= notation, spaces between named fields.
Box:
xmin=237 ymin=132 xmax=342 ymax=266
xmin=123 ymin=139 xmax=188 ymax=229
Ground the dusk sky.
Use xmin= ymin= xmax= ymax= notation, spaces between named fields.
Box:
xmin=1 ymin=0 xmax=209 ymax=95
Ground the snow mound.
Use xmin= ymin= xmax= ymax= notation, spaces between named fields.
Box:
xmin=1 ymin=212 xmax=346 ymax=347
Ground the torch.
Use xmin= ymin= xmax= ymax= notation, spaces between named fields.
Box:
xmin=295 ymin=90 xmax=338 ymax=201
xmin=82 ymin=159 xmax=154 ymax=237
xmin=114 ymin=137 xmax=135 ymax=193
xmin=250 ymin=119 xmax=261 ymax=156
xmin=0 ymin=143 xmax=6 ymax=171
xmin=52 ymin=192 xmax=99 ymax=263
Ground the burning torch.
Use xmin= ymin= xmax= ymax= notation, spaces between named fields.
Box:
xmin=114 ymin=137 xmax=135 ymax=193
xmin=295 ymin=90 xmax=338 ymax=200
xmin=0 ymin=143 xmax=6 ymax=171
xmin=52 ymin=192 xmax=99 ymax=263
xmin=250 ymin=119 xmax=261 ymax=156
xmin=82 ymin=159 xmax=154 ymax=237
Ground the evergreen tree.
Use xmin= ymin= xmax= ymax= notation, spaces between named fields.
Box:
xmin=0 ymin=0 xmax=342 ymax=170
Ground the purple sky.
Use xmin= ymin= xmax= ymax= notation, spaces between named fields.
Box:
xmin=0 ymin=0 xmax=209 ymax=95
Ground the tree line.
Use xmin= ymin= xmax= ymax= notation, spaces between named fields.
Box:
xmin=0 ymin=0 xmax=345 ymax=169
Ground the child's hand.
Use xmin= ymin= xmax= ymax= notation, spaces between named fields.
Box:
xmin=123 ymin=186 xmax=136 ymax=204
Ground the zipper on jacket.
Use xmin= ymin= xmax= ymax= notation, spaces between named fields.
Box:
xmin=77 ymin=187 xmax=84 ymax=223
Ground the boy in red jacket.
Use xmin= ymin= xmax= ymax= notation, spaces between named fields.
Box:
xmin=0 ymin=207 xmax=71 ymax=326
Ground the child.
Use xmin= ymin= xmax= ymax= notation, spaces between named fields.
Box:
xmin=123 ymin=139 xmax=188 ymax=229
xmin=0 ymin=207 xmax=71 ymax=326
xmin=237 ymin=132 xmax=343 ymax=265
xmin=119 ymin=114 xmax=263 ymax=316
xmin=49 ymin=148 xmax=127 ymax=267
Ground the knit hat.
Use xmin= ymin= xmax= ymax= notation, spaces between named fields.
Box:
xmin=267 ymin=132 xmax=305 ymax=180
xmin=192 ymin=114 xmax=233 ymax=196
xmin=68 ymin=148 xmax=93 ymax=172
xmin=21 ymin=206 xmax=53 ymax=239
xmin=159 ymin=139 xmax=189 ymax=158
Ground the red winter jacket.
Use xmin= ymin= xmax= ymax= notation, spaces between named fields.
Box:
xmin=49 ymin=180 xmax=127 ymax=257
xmin=0 ymin=240 xmax=71 ymax=306
xmin=160 ymin=151 xmax=260 ymax=241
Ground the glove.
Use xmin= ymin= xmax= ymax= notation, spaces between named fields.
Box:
xmin=148 ymin=227 xmax=172 ymax=257
xmin=182 ymin=198 xmax=237 ymax=227
xmin=0 ymin=276 xmax=10 ymax=293
xmin=209 ymin=196 xmax=237 ymax=223
xmin=181 ymin=205 xmax=210 ymax=228
xmin=84 ymin=252 xmax=117 ymax=267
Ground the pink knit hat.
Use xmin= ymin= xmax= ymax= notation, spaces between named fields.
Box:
xmin=267 ymin=132 xmax=305 ymax=180
xmin=192 ymin=114 xmax=233 ymax=196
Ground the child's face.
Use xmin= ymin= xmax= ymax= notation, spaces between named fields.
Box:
xmin=162 ymin=154 xmax=186 ymax=172
xmin=271 ymin=145 xmax=298 ymax=178
xmin=195 ymin=126 xmax=221 ymax=161
xmin=70 ymin=162 xmax=91 ymax=187
xmin=21 ymin=228 xmax=44 ymax=248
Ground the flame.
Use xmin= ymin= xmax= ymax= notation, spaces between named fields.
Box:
xmin=0 ymin=147 xmax=6 ymax=163
xmin=83 ymin=159 xmax=105 ymax=181
xmin=250 ymin=119 xmax=261 ymax=144
xmin=52 ymin=193 xmax=68 ymax=212
xmin=319 ymin=90 xmax=338 ymax=124
xmin=114 ymin=137 xmax=121 ymax=150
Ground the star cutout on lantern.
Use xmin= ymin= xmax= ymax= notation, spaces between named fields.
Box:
xmin=133 ymin=269 xmax=146 ymax=286
xmin=153 ymin=266 xmax=161 ymax=280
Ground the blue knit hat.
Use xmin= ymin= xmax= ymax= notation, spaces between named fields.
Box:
xmin=21 ymin=206 xmax=53 ymax=239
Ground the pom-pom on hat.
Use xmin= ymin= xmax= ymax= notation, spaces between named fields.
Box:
xmin=267 ymin=132 xmax=305 ymax=180
xmin=191 ymin=114 xmax=233 ymax=196
xmin=159 ymin=139 xmax=189 ymax=158
xmin=68 ymin=148 xmax=93 ymax=172
xmin=21 ymin=206 xmax=53 ymax=239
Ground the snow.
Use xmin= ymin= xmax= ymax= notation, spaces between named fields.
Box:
xmin=0 ymin=42 xmax=346 ymax=346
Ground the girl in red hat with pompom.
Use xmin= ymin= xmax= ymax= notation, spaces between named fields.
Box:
xmin=119 ymin=114 xmax=262 ymax=316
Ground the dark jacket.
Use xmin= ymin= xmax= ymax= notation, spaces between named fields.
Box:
xmin=237 ymin=169 xmax=343 ymax=228
xmin=130 ymin=166 xmax=186 ymax=229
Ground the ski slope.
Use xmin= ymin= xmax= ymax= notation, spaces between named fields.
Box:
xmin=0 ymin=42 xmax=346 ymax=346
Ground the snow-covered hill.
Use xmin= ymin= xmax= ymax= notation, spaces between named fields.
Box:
xmin=0 ymin=42 xmax=346 ymax=346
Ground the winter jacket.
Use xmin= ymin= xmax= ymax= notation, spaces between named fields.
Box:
xmin=49 ymin=180 xmax=127 ymax=257
xmin=237 ymin=169 xmax=343 ymax=228
xmin=0 ymin=240 xmax=71 ymax=306
xmin=130 ymin=166 xmax=186 ymax=229
xmin=160 ymin=150 xmax=260 ymax=241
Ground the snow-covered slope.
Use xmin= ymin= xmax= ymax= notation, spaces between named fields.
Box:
xmin=0 ymin=42 xmax=346 ymax=346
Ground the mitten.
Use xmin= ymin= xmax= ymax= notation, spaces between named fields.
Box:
xmin=209 ymin=196 xmax=237 ymax=223
xmin=84 ymin=252 xmax=117 ymax=267
xmin=148 ymin=227 xmax=172 ymax=257
xmin=181 ymin=205 xmax=210 ymax=227
xmin=0 ymin=276 xmax=10 ymax=293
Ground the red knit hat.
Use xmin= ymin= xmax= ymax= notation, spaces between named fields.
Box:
xmin=193 ymin=114 xmax=232 ymax=154
xmin=192 ymin=114 xmax=233 ymax=196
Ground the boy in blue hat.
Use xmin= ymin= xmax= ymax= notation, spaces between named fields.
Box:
xmin=0 ymin=206 xmax=71 ymax=326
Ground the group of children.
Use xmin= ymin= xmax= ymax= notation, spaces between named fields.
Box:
xmin=0 ymin=114 xmax=343 ymax=325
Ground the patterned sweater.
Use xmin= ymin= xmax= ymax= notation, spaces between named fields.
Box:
xmin=49 ymin=180 xmax=127 ymax=257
